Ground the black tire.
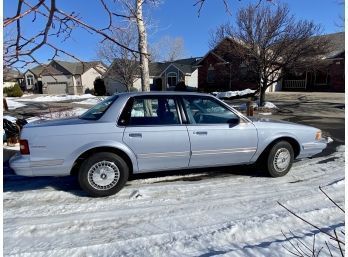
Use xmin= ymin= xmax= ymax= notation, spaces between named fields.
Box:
xmin=266 ymin=141 xmax=294 ymax=177
xmin=78 ymin=152 xmax=129 ymax=197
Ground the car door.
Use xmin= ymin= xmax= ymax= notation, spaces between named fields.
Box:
xmin=120 ymin=95 xmax=190 ymax=172
xmin=181 ymin=95 xmax=258 ymax=167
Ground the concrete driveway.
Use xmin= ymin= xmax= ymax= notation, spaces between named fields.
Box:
xmin=227 ymin=92 xmax=345 ymax=157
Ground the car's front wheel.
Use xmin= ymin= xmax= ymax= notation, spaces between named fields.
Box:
xmin=78 ymin=152 xmax=129 ymax=197
xmin=266 ymin=141 xmax=294 ymax=177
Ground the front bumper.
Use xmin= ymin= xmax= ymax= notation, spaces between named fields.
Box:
xmin=298 ymin=137 xmax=332 ymax=158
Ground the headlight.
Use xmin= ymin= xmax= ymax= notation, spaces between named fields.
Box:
xmin=315 ymin=130 xmax=322 ymax=140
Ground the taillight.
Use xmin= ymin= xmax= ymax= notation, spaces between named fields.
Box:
xmin=20 ymin=140 xmax=30 ymax=155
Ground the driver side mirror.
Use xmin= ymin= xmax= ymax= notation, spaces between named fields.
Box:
xmin=228 ymin=117 xmax=240 ymax=127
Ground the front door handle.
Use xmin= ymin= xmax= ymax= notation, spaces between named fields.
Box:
xmin=129 ymin=133 xmax=142 ymax=138
xmin=193 ymin=131 xmax=208 ymax=135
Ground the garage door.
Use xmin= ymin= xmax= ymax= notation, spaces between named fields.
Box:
xmin=47 ymin=82 xmax=67 ymax=94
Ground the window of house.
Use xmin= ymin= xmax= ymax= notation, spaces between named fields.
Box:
xmin=26 ymin=75 xmax=34 ymax=86
xmin=167 ymin=72 xmax=177 ymax=89
xmin=207 ymin=64 xmax=216 ymax=83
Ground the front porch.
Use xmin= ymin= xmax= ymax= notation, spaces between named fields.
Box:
xmin=282 ymin=70 xmax=331 ymax=91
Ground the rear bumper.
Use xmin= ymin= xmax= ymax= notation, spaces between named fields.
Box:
xmin=9 ymin=153 xmax=70 ymax=176
xmin=297 ymin=138 xmax=331 ymax=158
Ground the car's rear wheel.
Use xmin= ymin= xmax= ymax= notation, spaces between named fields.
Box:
xmin=78 ymin=152 xmax=129 ymax=197
xmin=266 ymin=141 xmax=294 ymax=177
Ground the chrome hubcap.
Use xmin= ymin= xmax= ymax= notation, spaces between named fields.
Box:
xmin=87 ymin=161 xmax=120 ymax=190
xmin=273 ymin=148 xmax=291 ymax=172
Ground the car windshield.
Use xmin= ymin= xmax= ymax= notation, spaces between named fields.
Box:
xmin=79 ymin=95 xmax=118 ymax=120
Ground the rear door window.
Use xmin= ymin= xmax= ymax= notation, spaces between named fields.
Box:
xmin=121 ymin=96 xmax=181 ymax=126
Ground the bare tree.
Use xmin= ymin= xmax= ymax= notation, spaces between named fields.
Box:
xmin=97 ymin=25 xmax=140 ymax=91
xmin=210 ymin=3 xmax=329 ymax=105
xmin=3 ymin=0 xmax=159 ymax=92
xmin=149 ymin=36 xmax=187 ymax=62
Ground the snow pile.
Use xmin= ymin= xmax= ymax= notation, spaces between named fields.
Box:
xmin=234 ymin=101 xmax=278 ymax=111
xmin=213 ymin=89 xmax=256 ymax=99
xmin=3 ymin=115 xmax=17 ymax=123
xmin=15 ymin=94 xmax=96 ymax=102
xmin=72 ymin=97 xmax=104 ymax=105
xmin=262 ymin=101 xmax=277 ymax=109
xmin=3 ymin=146 xmax=345 ymax=256
xmin=6 ymin=99 xmax=26 ymax=110
xmin=26 ymin=108 xmax=88 ymax=122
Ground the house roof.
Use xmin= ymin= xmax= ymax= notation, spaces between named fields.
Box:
xmin=3 ymin=68 xmax=23 ymax=82
xmin=28 ymin=65 xmax=46 ymax=77
xmin=106 ymin=57 xmax=202 ymax=78
xmin=150 ymin=57 xmax=202 ymax=76
xmin=317 ymin=32 xmax=345 ymax=59
xmin=54 ymin=60 xmax=105 ymax=75
xmin=198 ymin=32 xmax=345 ymax=65
xmin=27 ymin=60 xmax=106 ymax=77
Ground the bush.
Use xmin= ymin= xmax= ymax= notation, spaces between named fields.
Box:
xmin=93 ymin=78 xmax=106 ymax=96
xmin=84 ymin=88 xmax=95 ymax=95
xmin=174 ymin=81 xmax=187 ymax=91
xmin=3 ymin=84 xmax=24 ymax=97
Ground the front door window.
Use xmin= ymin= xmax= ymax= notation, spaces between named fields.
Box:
xmin=182 ymin=96 xmax=239 ymax=124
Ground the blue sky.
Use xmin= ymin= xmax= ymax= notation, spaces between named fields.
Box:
xmin=4 ymin=0 xmax=344 ymax=66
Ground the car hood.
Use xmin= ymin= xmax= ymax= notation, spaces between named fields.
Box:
xmin=249 ymin=117 xmax=313 ymax=129
xmin=25 ymin=117 xmax=93 ymax=128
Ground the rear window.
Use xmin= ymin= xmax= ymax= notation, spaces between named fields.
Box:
xmin=79 ymin=95 xmax=118 ymax=120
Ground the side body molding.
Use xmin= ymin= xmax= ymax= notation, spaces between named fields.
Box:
xmin=66 ymin=140 xmax=139 ymax=173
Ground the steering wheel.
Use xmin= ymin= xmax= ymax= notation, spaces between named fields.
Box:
xmin=193 ymin=111 xmax=203 ymax=123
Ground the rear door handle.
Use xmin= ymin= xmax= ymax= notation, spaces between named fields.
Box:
xmin=129 ymin=133 xmax=142 ymax=138
xmin=193 ymin=131 xmax=208 ymax=135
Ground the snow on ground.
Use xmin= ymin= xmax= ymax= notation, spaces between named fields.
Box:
xmin=213 ymin=89 xmax=256 ymax=99
xmin=12 ymin=94 xmax=96 ymax=102
xmin=6 ymin=99 xmax=27 ymax=110
xmin=3 ymin=146 xmax=344 ymax=257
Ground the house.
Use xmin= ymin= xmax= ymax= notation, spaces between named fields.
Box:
xmin=23 ymin=65 xmax=45 ymax=92
xmin=198 ymin=32 xmax=344 ymax=93
xmin=3 ymin=68 xmax=24 ymax=88
xmin=103 ymin=57 xmax=201 ymax=94
xmin=24 ymin=60 xmax=107 ymax=94
xmin=282 ymin=32 xmax=344 ymax=92
xmin=196 ymin=37 xmax=260 ymax=93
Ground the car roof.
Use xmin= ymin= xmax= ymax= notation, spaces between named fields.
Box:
xmin=115 ymin=91 xmax=213 ymax=97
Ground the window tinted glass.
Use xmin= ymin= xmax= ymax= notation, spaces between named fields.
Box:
xmin=128 ymin=96 xmax=180 ymax=125
xmin=183 ymin=96 xmax=239 ymax=124
xmin=79 ymin=95 xmax=118 ymax=120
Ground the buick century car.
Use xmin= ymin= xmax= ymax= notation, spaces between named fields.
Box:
xmin=10 ymin=92 xmax=328 ymax=197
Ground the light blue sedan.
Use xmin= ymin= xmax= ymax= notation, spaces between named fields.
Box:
xmin=10 ymin=92 xmax=328 ymax=197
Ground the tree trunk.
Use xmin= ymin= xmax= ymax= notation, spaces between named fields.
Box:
xmin=136 ymin=0 xmax=150 ymax=92
xmin=3 ymin=98 xmax=9 ymax=111
xmin=259 ymin=80 xmax=268 ymax=107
